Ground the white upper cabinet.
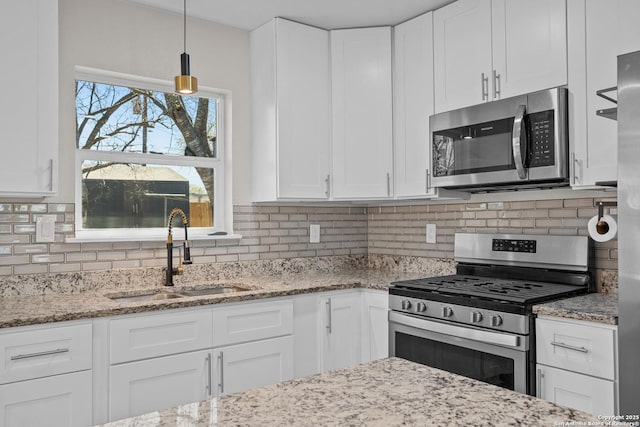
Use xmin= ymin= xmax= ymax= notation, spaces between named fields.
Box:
xmin=434 ymin=0 xmax=493 ymax=113
xmin=331 ymin=27 xmax=393 ymax=199
xmin=491 ymin=0 xmax=567 ymax=99
xmin=393 ymin=13 xmax=438 ymax=198
xmin=393 ymin=12 xmax=469 ymax=200
xmin=0 ymin=0 xmax=58 ymax=198
xmin=251 ymin=18 xmax=331 ymax=201
xmin=568 ymin=0 xmax=640 ymax=188
xmin=434 ymin=0 xmax=567 ymax=113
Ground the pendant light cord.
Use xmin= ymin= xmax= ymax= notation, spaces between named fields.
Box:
xmin=183 ymin=0 xmax=187 ymax=53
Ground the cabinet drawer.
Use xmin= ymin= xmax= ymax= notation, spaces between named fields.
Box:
xmin=212 ymin=299 xmax=293 ymax=347
xmin=536 ymin=318 xmax=616 ymax=380
xmin=537 ymin=364 xmax=615 ymax=416
xmin=0 ymin=323 xmax=92 ymax=384
xmin=110 ymin=309 xmax=213 ymax=364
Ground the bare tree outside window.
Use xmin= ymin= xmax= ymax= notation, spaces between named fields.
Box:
xmin=76 ymin=79 xmax=221 ymax=230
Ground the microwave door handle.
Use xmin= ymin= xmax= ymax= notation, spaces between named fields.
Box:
xmin=512 ymin=104 xmax=528 ymax=179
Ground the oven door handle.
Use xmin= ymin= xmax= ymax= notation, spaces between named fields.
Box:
xmin=512 ymin=104 xmax=528 ymax=180
xmin=389 ymin=311 xmax=521 ymax=348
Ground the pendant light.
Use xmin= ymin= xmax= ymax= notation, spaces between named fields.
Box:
xmin=175 ymin=0 xmax=198 ymax=94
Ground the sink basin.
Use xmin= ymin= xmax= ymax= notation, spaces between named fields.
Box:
xmin=107 ymin=291 xmax=184 ymax=303
xmin=178 ymin=286 xmax=250 ymax=297
xmin=107 ymin=285 xmax=250 ymax=303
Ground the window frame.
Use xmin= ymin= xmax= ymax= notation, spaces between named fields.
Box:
xmin=71 ymin=67 xmax=234 ymax=242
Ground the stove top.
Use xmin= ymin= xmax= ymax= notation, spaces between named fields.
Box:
xmin=391 ymin=274 xmax=587 ymax=305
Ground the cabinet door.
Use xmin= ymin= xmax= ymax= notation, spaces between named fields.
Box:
xmin=331 ymin=27 xmax=393 ymax=199
xmin=250 ymin=19 xmax=330 ymax=202
xmin=322 ymin=292 xmax=362 ymax=371
xmin=214 ymin=336 xmax=293 ymax=396
xmin=434 ymin=0 xmax=493 ymax=112
xmin=393 ymin=13 xmax=436 ymax=198
xmin=569 ymin=0 xmax=640 ymax=188
xmin=537 ymin=365 xmax=615 ymax=416
xmin=293 ymin=294 xmax=322 ymax=379
xmin=0 ymin=370 xmax=92 ymax=427
xmin=0 ymin=0 xmax=57 ymax=197
xmin=109 ymin=350 xmax=211 ymax=421
xmin=491 ymin=0 xmax=567 ymax=100
xmin=276 ymin=19 xmax=331 ymax=199
xmin=360 ymin=291 xmax=388 ymax=363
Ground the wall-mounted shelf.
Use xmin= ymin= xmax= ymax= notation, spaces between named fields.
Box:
xmin=596 ymin=87 xmax=617 ymax=121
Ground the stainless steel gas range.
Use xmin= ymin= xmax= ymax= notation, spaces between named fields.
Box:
xmin=389 ymin=233 xmax=593 ymax=396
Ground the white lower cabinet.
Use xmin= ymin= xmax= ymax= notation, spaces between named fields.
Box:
xmin=293 ymin=289 xmax=388 ymax=377
xmin=536 ymin=316 xmax=618 ymax=416
xmin=109 ymin=350 xmax=211 ymax=421
xmin=361 ymin=290 xmax=389 ymax=362
xmin=0 ymin=370 xmax=92 ymax=427
xmin=105 ymin=301 xmax=294 ymax=422
xmin=322 ymin=292 xmax=362 ymax=371
xmin=536 ymin=364 xmax=615 ymax=415
xmin=0 ymin=321 xmax=93 ymax=427
xmin=214 ymin=336 xmax=293 ymax=396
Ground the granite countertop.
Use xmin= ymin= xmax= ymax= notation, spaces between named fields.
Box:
xmin=97 ymin=357 xmax=599 ymax=427
xmin=533 ymin=292 xmax=618 ymax=325
xmin=0 ymin=269 xmax=428 ymax=329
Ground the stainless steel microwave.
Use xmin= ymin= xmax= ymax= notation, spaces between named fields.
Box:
xmin=430 ymin=87 xmax=568 ymax=191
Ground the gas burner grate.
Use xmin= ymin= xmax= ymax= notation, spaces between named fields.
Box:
xmin=392 ymin=274 xmax=586 ymax=304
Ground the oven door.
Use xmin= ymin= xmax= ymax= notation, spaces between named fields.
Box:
xmin=389 ymin=311 xmax=531 ymax=394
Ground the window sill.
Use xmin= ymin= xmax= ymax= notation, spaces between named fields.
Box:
xmin=66 ymin=229 xmax=242 ymax=243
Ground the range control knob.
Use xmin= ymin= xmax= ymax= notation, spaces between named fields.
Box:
xmin=401 ymin=300 xmax=412 ymax=310
xmin=490 ymin=315 xmax=503 ymax=327
xmin=416 ymin=302 xmax=427 ymax=313
xmin=442 ymin=306 xmax=454 ymax=318
xmin=471 ymin=311 xmax=483 ymax=323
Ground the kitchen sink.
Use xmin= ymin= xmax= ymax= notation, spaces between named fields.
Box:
xmin=106 ymin=285 xmax=250 ymax=303
xmin=107 ymin=291 xmax=185 ymax=303
xmin=177 ymin=286 xmax=250 ymax=297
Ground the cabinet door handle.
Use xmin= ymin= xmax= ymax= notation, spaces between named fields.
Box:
xmin=217 ymin=352 xmax=224 ymax=394
xmin=536 ymin=368 xmax=544 ymax=399
xmin=481 ymin=73 xmax=489 ymax=101
xmin=425 ymin=169 xmax=431 ymax=193
xmin=326 ymin=298 xmax=332 ymax=334
xmin=205 ymin=353 xmax=212 ymax=396
xmin=571 ymin=152 xmax=580 ymax=184
xmin=325 ymin=174 xmax=330 ymax=198
xmin=49 ymin=159 xmax=55 ymax=191
xmin=10 ymin=348 xmax=69 ymax=360
xmin=550 ymin=341 xmax=589 ymax=353
xmin=386 ymin=172 xmax=391 ymax=196
xmin=493 ymin=70 xmax=501 ymax=99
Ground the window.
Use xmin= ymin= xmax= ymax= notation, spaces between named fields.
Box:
xmin=73 ymin=68 xmax=228 ymax=241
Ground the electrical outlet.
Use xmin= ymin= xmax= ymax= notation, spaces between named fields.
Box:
xmin=310 ymin=224 xmax=320 ymax=243
xmin=36 ymin=215 xmax=56 ymax=243
xmin=426 ymin=224 xmax=437 ymax=244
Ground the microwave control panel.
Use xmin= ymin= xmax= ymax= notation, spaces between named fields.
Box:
xmin=528 ymin=110 xmax=555 ymax=168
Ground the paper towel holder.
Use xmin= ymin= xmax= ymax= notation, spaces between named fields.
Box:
xmin=595 ymin=201 xmax=617 ymax=235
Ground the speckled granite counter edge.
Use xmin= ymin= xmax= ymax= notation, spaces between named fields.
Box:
xmin=533 ymin=293 xmax=619 ymax=325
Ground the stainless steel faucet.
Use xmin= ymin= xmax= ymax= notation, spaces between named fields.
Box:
xmin=165 ymin=207 xmax=192 ymax=286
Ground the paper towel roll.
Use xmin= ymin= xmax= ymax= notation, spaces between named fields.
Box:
xmin=588 ymin=214 xmax=618 ymax=242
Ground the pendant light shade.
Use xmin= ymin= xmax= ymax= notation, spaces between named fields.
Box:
xmin=175 ymin=0 xmax=198 ymax=94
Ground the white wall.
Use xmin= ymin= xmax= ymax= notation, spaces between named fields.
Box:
xmin=57 ymin=0 xmax=252 ymax=204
